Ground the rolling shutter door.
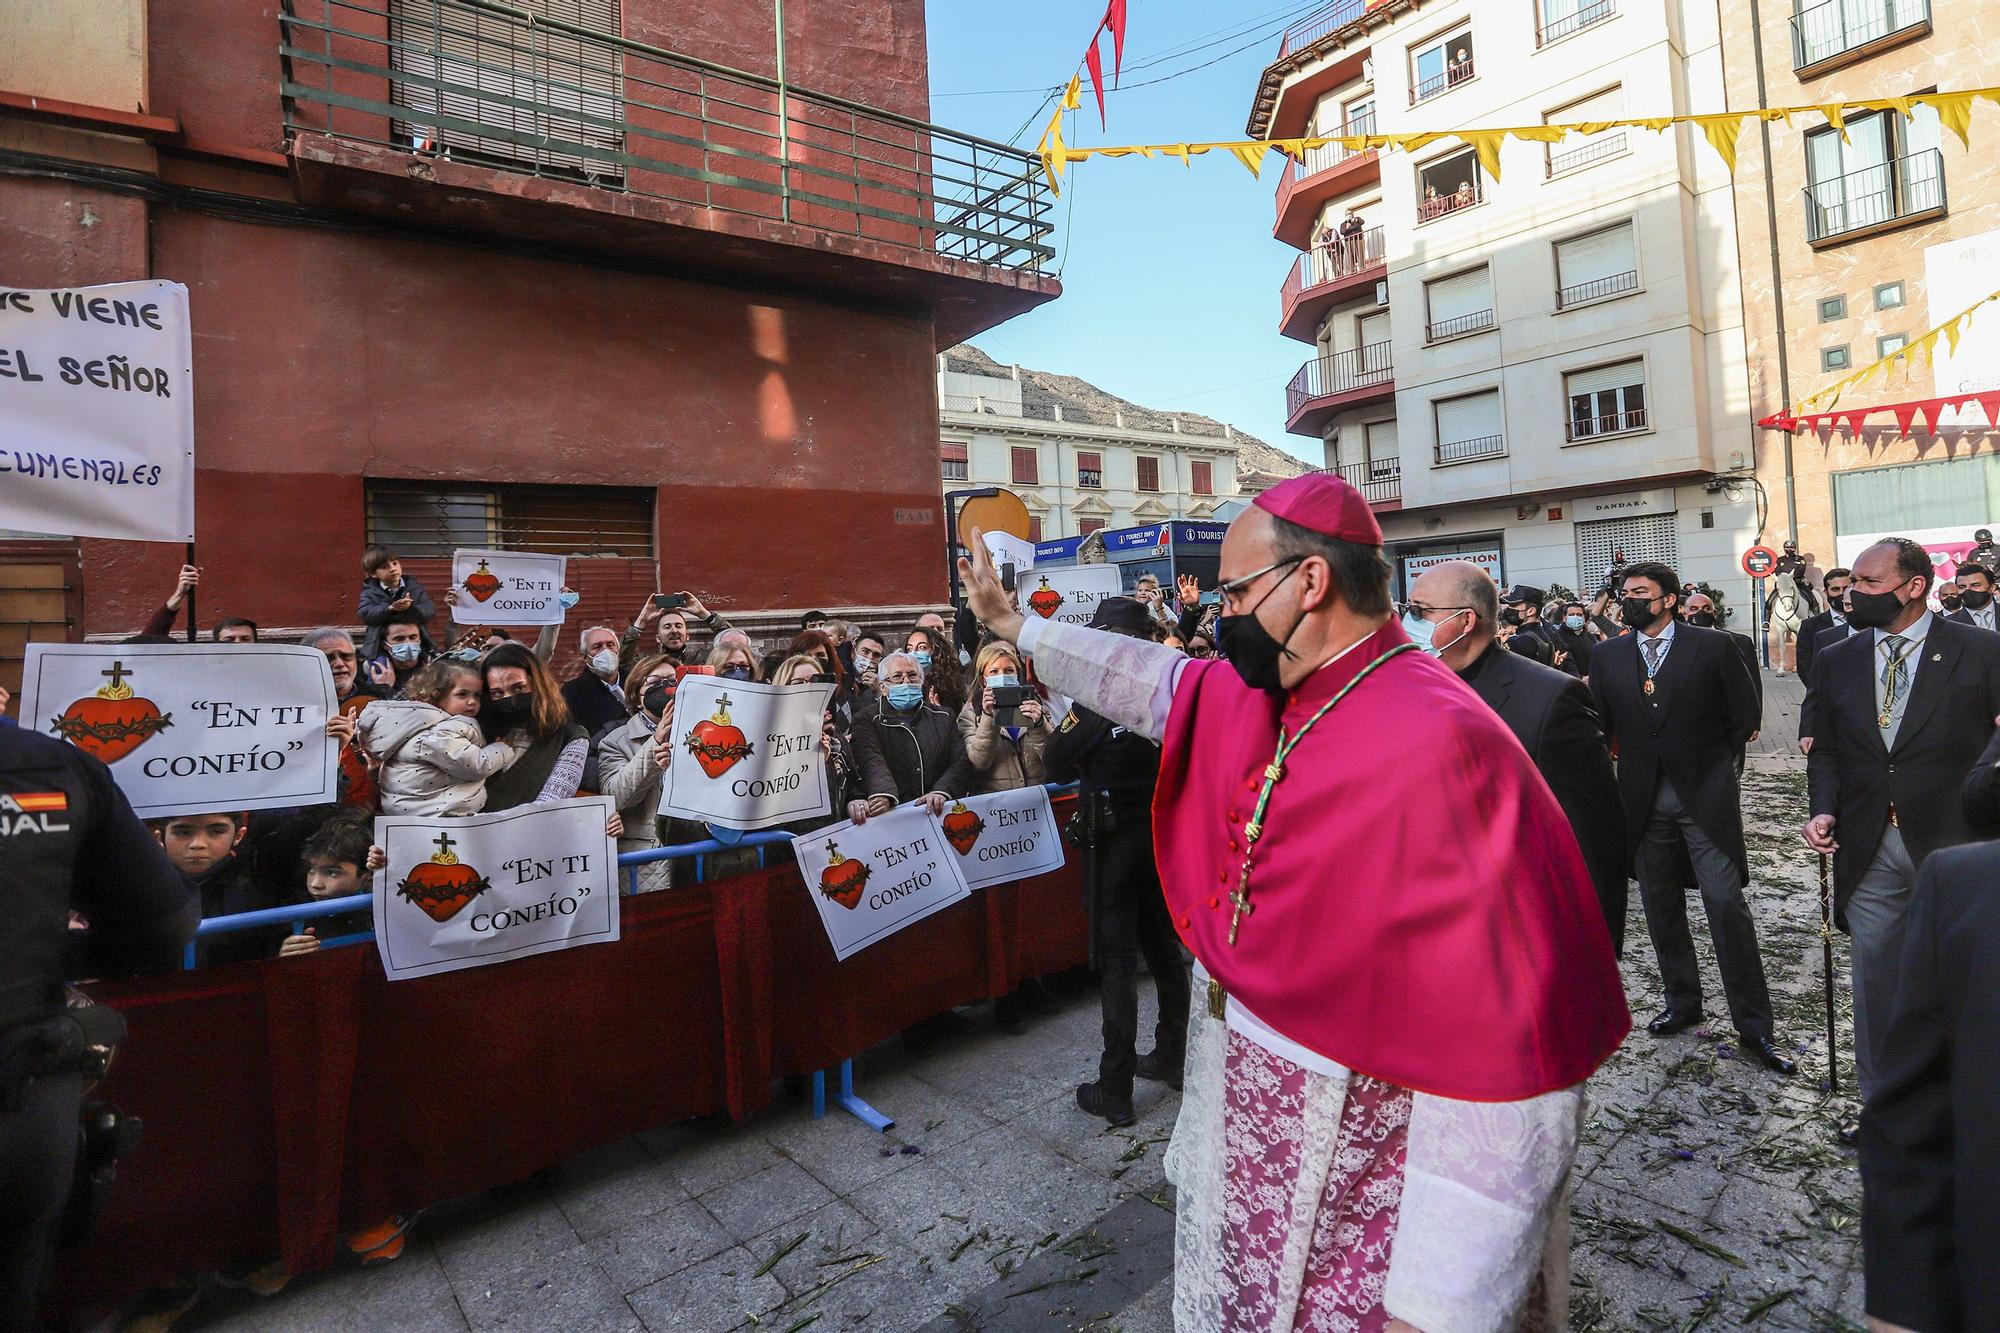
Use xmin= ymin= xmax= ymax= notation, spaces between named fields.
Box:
xmin=1435 ymin=390 xmax=1501 ymax=446
xmin=1565 ymin=360 xmax=1643 ymax=398
xmin=1556 ymin=223 xmax=1634 ymax=288
xmin=1426 ymin=267 xmax=1490 ymax=323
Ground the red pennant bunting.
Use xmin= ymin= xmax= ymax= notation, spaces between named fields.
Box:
xmin=1806 ymin=415 xmax=1830 ymax=435
xmin=1979 ymin=393 xmax=2000 ymax=429
xmin=1912 ymin=400 xmax=1938 ymax=436
xmin=1083 ymin=39 xmax=1107 ymax=130
xmin=1105 ymin=0 xmax=1128 ymax=82
xmin=1836 ymin=411 xmax=1866 ymax=436
xmin=1892 ymin=403 xmax=1919 ymax=437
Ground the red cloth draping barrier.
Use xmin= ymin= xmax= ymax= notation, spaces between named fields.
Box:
xmin=50 ymin=812 xmax=1088 ymax=1319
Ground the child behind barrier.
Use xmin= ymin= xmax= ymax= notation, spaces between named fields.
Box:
xmin=356 ymin=659 xmax=516 ymax=817
xmin=278 ymin=812 xmax=376 ymax=959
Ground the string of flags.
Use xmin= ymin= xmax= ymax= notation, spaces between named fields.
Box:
xmin=1784 ymin=286 xmax=2000 ymax=421
xmin=1034 ymin=85 xmax=2000 ymax=195
xmin=1760 ymin=392 xmax=2000 ymax=440
xmin=1034 ymin=0 xmax=1129 ymax=182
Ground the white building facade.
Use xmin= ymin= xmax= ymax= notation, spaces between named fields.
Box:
xmin=1256 ymin=0 xmax=1762 ymax=611
xmin=937 ymin=361 xmax=1245 ymax=541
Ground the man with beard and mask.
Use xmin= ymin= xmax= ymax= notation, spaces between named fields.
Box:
xmin=1043 ymin=597 xmax=1190 ymax=1128
xmin=1590 ymin=562 xmax=1792 ymax=1074
xmin=1945 ymin=562 xmax=1998 ymax=631
xmin=957 ymin=475 xmax=1627 ymax=1332
xmin=1806 ymin=537 xmax=2000 ymax=1142
xmin=1407 ymin=563 xmax=1628 ymax=952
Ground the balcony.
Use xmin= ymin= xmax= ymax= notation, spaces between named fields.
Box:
xmin=275 ymin=0 xmax=1058 ymax=344
xmin=1285 ymin=344 xmax=1394 ymax=437
xmin=1557 ymin=269 xmax=1639 ymax=308
xmin=1434 ymin=434 xmax=1505 ymax=465
xmin=1410 ymin=55 xmax=1476 ymax=105
xmin=1273 ymin=115 xmax=1380 ymax=247
xmin=1791 ymin=0 xmax=1930 ymax=75
xmin=1336 ymin=458 xmax=1402 ymax=507
xmin=1565 ymin=408 xmax=1649 ymax=442
xmin=1546 ymin=133 xmax=1627 ymax=177
xmin=1425 ymin=308 xmax=1494 ymax=343
xmin=1279 ymin=228 xmax=1387 ymax=341
xmin=1805 ymin=150 xmax=1946 ymax=245
xmin=1279 ymin=0 xmax=1375 ymax=57
xmin=1536 ymin=0 xmax=1617 ymax=47
xmin=1416 ymin=181 xmax=1483 ymax=224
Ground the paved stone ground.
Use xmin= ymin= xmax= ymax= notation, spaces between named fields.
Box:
xmin=172 ymin=669 xmax=1867 ymax=1333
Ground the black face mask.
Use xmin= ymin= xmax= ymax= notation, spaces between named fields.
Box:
xmin=641 ymin=683 xmax=673 ymax=719
xmin=1216 ymin=562 xmax=1306 ymax=694
xmin=1620 ymin=595 xmax=1664 ymax=629
xmin=1687 ymin=611 xmax=1717 ymax=628
xmin=1846 ymin=586 xmax=1909 ymax=630
xmin=1960 ymin=589 xmax=1993 ymax=610
xmin=1498 ymin=607 xmax=1524 ymax=626
xmin=1940 ymin=593 xmax=1963 ymax=611
xmin=489 ymin=693 xmax=533 ymax=724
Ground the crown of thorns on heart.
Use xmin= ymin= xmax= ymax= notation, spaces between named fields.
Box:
xmin=684 ymin=693 xmax=755 ymax=767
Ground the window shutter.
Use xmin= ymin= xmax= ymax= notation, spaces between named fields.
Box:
xmin=939 ymin=442 xmax=968 ymax=463
xmin=1137 ymin=457 xmax=1161 ymax=492
xmin=1076 ymin=451 xmax=1102 ymax=473
xmin=1556 ymin=85 xmax=1623 ymax=122
xmin=1191 ymin=461 xmax=1213 ymax=495
xmin=1425 ymin=267 xmax=1490 ymax=323
xmin=1435 ymin=390 xmax=1501 ymax=445
xmin=1364 ymin=419 xmax=1399 ymax=466
xmin=1556 ymin=222 xmax=1635 ymax=287
xmin=1564 ymin=360 xmax=1644 ymax=398
xmin=1011 ymin=447 xmax=1038 ymax=485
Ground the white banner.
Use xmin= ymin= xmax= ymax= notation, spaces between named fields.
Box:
xmin=450 ymin=548 xmax=570 ymax=626
xmin=0 ymin=280 xmax=195 ymax=543
xmin=1020 ymin=565 xmax=1124 ymax=628
xmin=791 ymin=802 xmax=971 ymax=961
xmin=18 ymin=643 xmax=338 ymax=818
xmin=659 ymin=675 xmax=835 ymax=830
xmin=1926 ymin=232 xmax=2000 ymax=428
xmin=982 ymin=531 xmax=1037 ymax=577
xmin=373 ymin=797 xmax=619 ymax=981
xmin=933 ymin=787 xmax=1066 ymax=891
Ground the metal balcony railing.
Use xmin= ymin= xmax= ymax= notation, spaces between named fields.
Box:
xmin=1425 ymin=308 xmax=1494 ymax=342
xmin=1275 ymin=117 xmax=1379 ymax=222
xmin=276 ymin=0 xmax=1056 ymax=273
xmin=1547 ymin=133 xmax=1627 ymax=177
xmin=1557 ymin=269 xmax=1639 ymax=308
xmin=1278 ymin=0 xmax=1372 ymax=57
xmin=1791 ymin=0 xmax=1929 ymax=70
xmin=1417 ymin=180 xmax=1482 ymax=222
xmin=1283 ymin=228 xmax=1387 ymax=300
xmin=1410 ymin=54 xmax=1475 ymax=105
xmin=1434 ymin=433 xmax=1505 ymax=465
xmin=1565 ymin=407 xmax=1649 ymax=441
xmin=1536 ymin=0 xmax=1617 ymax=46
xmin=1287 ymin=344 xmax=1394 ymax=417
xmin=1336 ymin=458 xmax=1402 ymax=503
xmin=1805 ymin=149 xmax=1946 ymax=243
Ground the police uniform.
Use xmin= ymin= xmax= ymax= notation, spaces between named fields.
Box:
xmin=1043 ymin=599 xmax=1190 ymax=1126
xmin=1 ymin=723 xmax=195 ymax=1328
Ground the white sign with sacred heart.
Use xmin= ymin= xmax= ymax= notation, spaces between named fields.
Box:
xmin=373 ymin=797 xmax=619 ymax=981
xmin=791 ymin=803 xmax=972 ymax=961
xmin=450 ymin=549 xmax=570 ymax=626
xmin=931 ymin=787 xmax=1067 ymax=891
xmin=659 ymin=675 xmax=836 ymax=830
xmin=1018 ymin=564 xmax=1124 ymax=628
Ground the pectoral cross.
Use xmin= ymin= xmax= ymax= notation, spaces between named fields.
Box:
xmin=1227 ymin=865 xmax=1255 ymax=946
xmin=101 ymin=661 xmax=132 ymax=689
xmin=432 ymin=832 xmax=456 ymax=858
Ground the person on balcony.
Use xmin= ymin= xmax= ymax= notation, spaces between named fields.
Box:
xmin=1338 ymin=208 xmax=1365 ymax=272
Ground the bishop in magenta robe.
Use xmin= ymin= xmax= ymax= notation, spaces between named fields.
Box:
xmin=961 ymin=473 xmax=1630 ymax=1332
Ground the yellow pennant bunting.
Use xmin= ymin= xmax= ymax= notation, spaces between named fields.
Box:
xmin=1944 ymin=315 xmax=1964 ymax=356
xmin=1034 ymin=85 xmax=1998 ymax=197
xmin=1794 ymin=288 xmax=2000 ymax=414
xmin=1697 ymin=115 xmax=1746 ymax=175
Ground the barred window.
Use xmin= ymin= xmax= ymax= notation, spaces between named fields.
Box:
xmin=364 ymin=481 xmax=654 ymax=557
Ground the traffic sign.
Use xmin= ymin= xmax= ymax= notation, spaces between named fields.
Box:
xmin=1742 ymin=545 xmax=1779 ymax=578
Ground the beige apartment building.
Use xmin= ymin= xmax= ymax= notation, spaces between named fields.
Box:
xmin=1724 ymin=0 xmax=2000 ymax=572
xmin=1251 ymin=0 xmax=1762 ymax=610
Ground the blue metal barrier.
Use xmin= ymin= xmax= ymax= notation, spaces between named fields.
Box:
xmin=179 ymin=784 xmax=1080 ymax=1128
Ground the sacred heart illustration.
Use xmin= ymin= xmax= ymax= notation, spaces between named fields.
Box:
xmin=461 ymin=559 xmax=502 ymax=603
xmin=818 ymin=842 xmax=871 ymax=910
xmin=685 ymin=692 xmax=754 ymax=779
xmin=50 ymin=660 xmax=173 ymax=764
xmin=396 ymin=832 xmax=491 ymax=923
xmin=1026 ymin=576 xmax=1063 ymax=619
xmin=941 ymin=801 xmax=986 ymax=857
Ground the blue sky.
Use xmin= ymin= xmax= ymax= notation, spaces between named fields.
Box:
xmin=925 ymin=1 xmax=1319 ymax=462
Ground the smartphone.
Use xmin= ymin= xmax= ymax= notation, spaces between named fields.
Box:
xmin=991 ymin=683 xmax=1025 ymax=729
xmin=653 ymin=592 xmax=688 ymax=611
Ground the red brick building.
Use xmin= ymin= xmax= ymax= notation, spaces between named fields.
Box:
xmin=0 ymin=0 xmax=1057 ymax=686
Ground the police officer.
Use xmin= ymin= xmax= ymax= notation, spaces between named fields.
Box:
xmin=1970 ymin=527 xmax=2000 ymax=573
xmin=2 ymin=712 xmax=196 ymax=1330
xmin=1044 ymin=598 xmax=1190 ymax=1128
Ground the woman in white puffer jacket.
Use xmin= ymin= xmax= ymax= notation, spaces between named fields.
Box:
xmin=357 ymin=659 xmax=517 ymax=816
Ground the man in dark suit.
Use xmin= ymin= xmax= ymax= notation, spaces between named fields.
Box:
xmin=1682 ymin=591 xmax=1761 ymax=764
xmin=1944 ymin=561 xmax=1998 ymax=631
xmin=1804 ymin=536 xmax=2000 ymax=1138
xmin=1500 ymin=584 xmax=1581 ymax=676
xmin=1590 ymin=561 xmax=1793 ymax=1073
xmin=1858 ymin=840 xmax=2000 ymax=1331
xmin=1794 ymin=566 xmax=1851 ymax=687
xmin=1409 ymin=563 xmax=1629 ymax=952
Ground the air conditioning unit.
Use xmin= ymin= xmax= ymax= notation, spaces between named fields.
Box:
xmin=1375 ymin=280 xmax=1389 ymax=305
xmin=1362 ymin=57 xmax=1374 ymax=82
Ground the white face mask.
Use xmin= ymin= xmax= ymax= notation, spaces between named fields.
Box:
xmin=1400 ymin=609 xmax=1472 ymax=659
xmin=589 ymin=648 xmax=618 ymax=676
